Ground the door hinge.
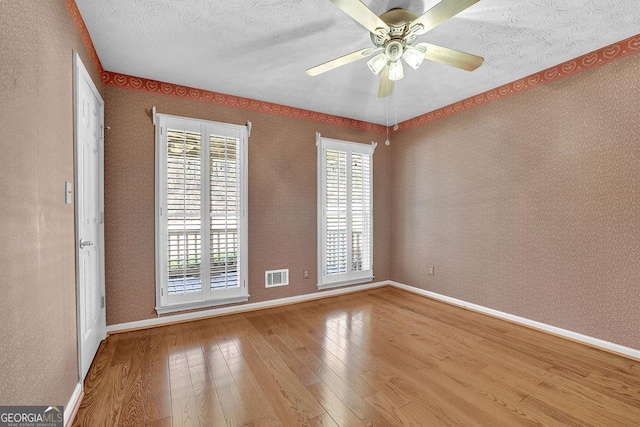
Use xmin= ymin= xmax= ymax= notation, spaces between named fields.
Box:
xmin=101 ymin=124 xmax=104 ymax=140
xmin=100 ymin=295 xmax=105 ymax=309
xmin=100 ymin=212 xmax=104 ymax=224
xmin=161 ymin=288 xmax=164 ymax=296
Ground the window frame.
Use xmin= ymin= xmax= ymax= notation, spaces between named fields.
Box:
xmin=155 ymin=113 xmax=249 ymax=314
xmin=316 ymin=135 xmax=375 ymax=290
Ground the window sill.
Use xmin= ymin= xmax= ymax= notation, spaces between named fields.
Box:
xmin=317 ymin=276 xmax=374 ymax=291
xmin=156 ymin=294 xmax=249 ymax=315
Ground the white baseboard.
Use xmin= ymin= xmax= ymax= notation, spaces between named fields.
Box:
xmin=388 ymin=280 xmax=640 ymax=362
xmin=64 ymin=382 xmax=83 ymax=427
xmin=107 ymin=280 xmax=388 ymax=334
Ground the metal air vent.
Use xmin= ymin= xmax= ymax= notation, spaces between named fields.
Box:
xmin=265 ymin=269 xmax=289 ymax=288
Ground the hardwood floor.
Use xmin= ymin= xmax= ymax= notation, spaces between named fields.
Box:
xmin=73 ymin=287 xmax=640 ymax=426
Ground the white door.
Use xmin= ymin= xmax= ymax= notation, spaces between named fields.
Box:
xmin=74 ymin=52 xmax=106 ymax=381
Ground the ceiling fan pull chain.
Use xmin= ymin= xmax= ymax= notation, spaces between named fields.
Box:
xmin=394 ymin=88 xmax=398 ymax=130
xmin=385 ymin=89 xmax=391 ymax=145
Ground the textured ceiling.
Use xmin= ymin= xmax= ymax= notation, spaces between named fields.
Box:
xmin=75 ymin=0 xmax=639 ymax=125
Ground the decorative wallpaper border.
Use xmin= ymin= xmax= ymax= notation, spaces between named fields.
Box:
xmin=65 ymin=0 xmax=638 ymax=135
xmin=101 ymin=72 xmax=388 ymax=133
xmin=395 ymin=34 xmax=640 ymax=132
xmin=64 ymin=0 xmax=103 ymax=75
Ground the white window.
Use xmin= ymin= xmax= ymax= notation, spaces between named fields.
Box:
xmin=155 ymin=114 xmax=249 ymax=314
xmin=317 ymin=134 xmax=375 ymax=289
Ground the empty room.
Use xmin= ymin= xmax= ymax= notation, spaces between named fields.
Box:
xmin=1 ymin=0 xmax=639 ymax=426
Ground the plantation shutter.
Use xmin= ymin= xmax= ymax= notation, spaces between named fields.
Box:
xmin=317 ymin=135 xmax=374 ymax=289
xmin=166 ymin=127 xmax=203 ymax=297
xmin=325 ymin=149 xmax=348 ymax=275
xmin=351 ymin=152 xmax=371 ymax=272
xmin=156 ymin=114 xmax=248 ymax=312
xmin=209 ymin=134 xmax=240 ymax=290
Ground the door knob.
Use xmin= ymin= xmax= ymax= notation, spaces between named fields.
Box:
xmin=79 ymin=239 xmax=94 ymax=249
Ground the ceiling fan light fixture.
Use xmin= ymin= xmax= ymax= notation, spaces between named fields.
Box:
xmin=403 ymin=46 xmax=426 ymax=70
xmin=388 ymin=60 xmax=404 ymax=81
xmin=367 ymin=53 xmax=387 ymax=75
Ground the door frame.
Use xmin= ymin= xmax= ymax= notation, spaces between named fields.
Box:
xmin=73 ymin=51 xmax=106 ymax=382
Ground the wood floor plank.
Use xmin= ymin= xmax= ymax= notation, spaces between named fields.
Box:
xmin=270 ymin=311 xmax=378 ymax=399
xmin=473 ymin=335 xmax=556 ymax=371
xmin=339 ymin=294 xmax=491 ymax=371
xmin=224 ymin=352 xmax=283 ymax=426
xmin=364 ymin=391 xmax=418 ymax=426
xmin=548 ymin=366 xmax=640 ymax=410
xmin=272 ymin=310 xmax=376 ymax=397
xmin=350 ymin=350 xmax=498 ymax=425
xmin=182 ymin=322 xmax=206 ymax=368
xmin=401 ymin=399 xmax=478 ymax=427
xmin=306 ymin=382 xmax=368 ymax=427
xmin=74 ymin=287 xmax=640 ymax=426
xmin=353 ymin=338 xmax=430 ymax=372
xmin=73 ymin=336 xmax=120 ymax=426
xmin=358 ymin=295 xmax=495 ymax=371
xmin=204 ymin=348 xmax=254 ymax=425
xmin=187 ymin=361 xmax=227 ymax=426
xmin=480 ymin=361 xmax=545 ymax=390
xmin=307 ymin=412 xmax=340 ymax=427
xmin=368 ymin=289 xmax=510 ymax=337
xmin=285 ymin=304 xmax=368 ymax=357
xmin=505 ymin=322 xmax=637 ymax=375
xmin=533 ymin=379 xmax=640 ymax=426
xmin=233 ymin=334 xmax=307 ymax=425
xmin=436 ymin=357 xmax=530 ymax=403
xmin=272 ymin=310 xmax=372 ymax=377
xmin=247 ymin=314 xmax=321 ymax=387
xmin=117 ymin=330 xmax=150 ymax=426
xmin=232 ymin=325 xmax=326 ymax=421
xmin=483 ymin=360 xmax=640 ymax=426
xmin=358 ymin=370 xmax=413 ymax=408
xmin=145 ymin=416 xmax=172 ymax=427
xmin=520 ymin=394 xmax=597 ymax=427
xmin=307 ymin=381 xmax=399 ymax=427
xmin=166 ymin=326 xmax=199 ymax=427
xmin=412 ymin=363 xmax=541 ymax=426
xmin=81 ymin=335 xmax=136 ymax=426
xmin=513 ymin=397 xmax=577 ymax=427
xmin=541 ymin=366 xmax=640 ymax=420
xmin=143 ymin=328 xmax=172 ymax=424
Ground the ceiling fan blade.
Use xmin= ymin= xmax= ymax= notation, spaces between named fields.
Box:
xmin=378 ymin=65 xmax=394 ymax=98
xmin=422 ymin=43 xmax=484 ymax=71
xmin=306 ymin=47 xmax=377 ymax=76
xmin=329 ymin=0 xmax=390 ymax=34
xmin=409 ymin=0 xmax=480 ymax=35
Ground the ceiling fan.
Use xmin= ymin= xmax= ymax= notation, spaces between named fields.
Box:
xmin=306 ymin=0 xmax=484 ymax=97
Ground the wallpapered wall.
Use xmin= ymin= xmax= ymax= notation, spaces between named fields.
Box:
xmin=103 ymin=87 xmax=391 ymax=325
xmin=0 ymin=0 xmax=103 ymax=406
xmin=390 ymin=53 xmax=640 ymax=349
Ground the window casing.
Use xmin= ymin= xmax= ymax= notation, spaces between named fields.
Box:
xmin=155 ymin=114 xmax=248 ymax=313
xmin=317 ymin=135 xmax=374 ymax=289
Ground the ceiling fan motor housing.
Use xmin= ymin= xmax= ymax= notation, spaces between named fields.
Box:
xmin=370 ymin=8 xmax=420 ymax=48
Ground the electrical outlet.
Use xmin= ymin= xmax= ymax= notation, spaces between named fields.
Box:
xmin=303 ymin=269 xmax=309 ymax=279
xmin=429 ymin=266 xmax=434 ymax=276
